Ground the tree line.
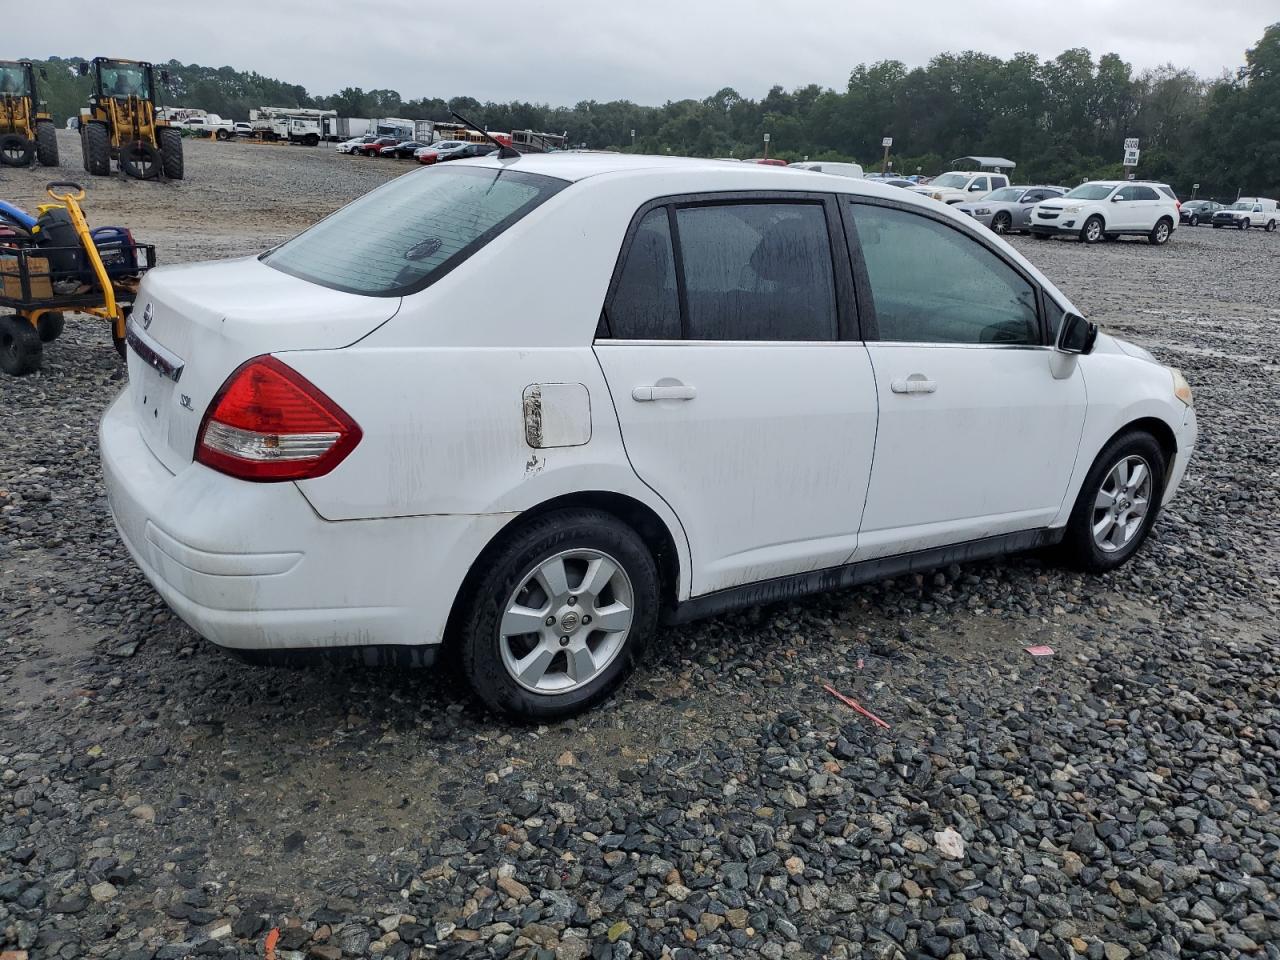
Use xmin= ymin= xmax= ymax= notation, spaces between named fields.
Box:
xmin=21 ymin=23 xmax=1279 ymax=199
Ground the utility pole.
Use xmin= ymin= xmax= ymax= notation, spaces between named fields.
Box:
xmin=880 ymin=137 xmax=892 ymax=175
xmin=630 ymin=129 xmax=635 ymax=151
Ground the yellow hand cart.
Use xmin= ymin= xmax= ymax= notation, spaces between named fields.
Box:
xmin=1 ymin=181 xmax=155 ymax=376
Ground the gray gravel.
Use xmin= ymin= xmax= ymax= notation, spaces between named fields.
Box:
xmin=2 ymin=142 xmax=1279 ymax=960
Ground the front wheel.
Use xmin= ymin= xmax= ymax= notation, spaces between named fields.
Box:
xmin=34 ymin=121 xmax=59 ymax=166
xmin=1 ymin=316 xmax=43 ymax=376
xmin=456 ymin=509 xmax=659 ymax=719
xmin=1058 ymin=431 xmax=1166 ymax=573
xmin=1081 ymin=216 xmax=1104 ymax=244
xmin=158 ymin=127 xmax=185 ymax=180
xmin=1148 ymin=218 xmax=1172 ymax=245
xmin=991 ymin=212 xmax=1012 ymax=235
xmin=1239 ymin=219 xmax=1249 ymax=230
xmin=1188 ymin=215 xmax=1199 ymax=226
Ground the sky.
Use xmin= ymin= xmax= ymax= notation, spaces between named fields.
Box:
xmin=9 ymin=0 xmax=1276 ymax=106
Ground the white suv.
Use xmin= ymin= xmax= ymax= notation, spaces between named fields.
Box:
xmin=101 ymin=156 xmax=1196 ymax=719
xmin=911 ymin=171 xmax=1010 ymax=204
xmin=1031 ymin=181 xmax=1180 ymax=244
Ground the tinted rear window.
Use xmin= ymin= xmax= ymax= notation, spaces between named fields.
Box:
xmin=263 ymin=166 xmax=567 ymax=296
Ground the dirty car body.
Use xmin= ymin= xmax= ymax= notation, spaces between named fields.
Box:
xmin=100 ymin=154 xmax=1197 ymax=719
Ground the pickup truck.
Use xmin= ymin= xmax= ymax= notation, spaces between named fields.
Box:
xmin=910 ymin=170 xmax=1011 ymax=204
xmin=179 ymin=115 xmax=236 ymax=141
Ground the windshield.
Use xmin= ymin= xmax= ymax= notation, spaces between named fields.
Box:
xmin=931 ymin=173 xmax=970 ymax=189
xmin=264 ymin=165 xmax=568 ymax=297
xmin=984 ymin=187 xmax=1023 ymax=202
xmin=100 ymin=60 xmax=150 ymax=99
xmin=1065 ymin=184 xmax=1115 ymax=200
xmin=0 ymin=65 xmax=31 ymax=96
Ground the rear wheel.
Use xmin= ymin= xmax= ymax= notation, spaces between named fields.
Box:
xmin=456 ymin=509 xmax=659 ymax=719
xmin=0 ymin=316 xmax=43 ymax=376
xmin=158 ymin=127 xmax=185 ymax=180
xmin=84 ymin=122 xmax=111 ymax=176
xmin=1081 ymin=216 xmax=1104 ymax=244
xmin=1266 ymin=220 xmax=1277 ymax=233
xmin=0 ymin=133 xmax=34 ymax=167
xmin=1058 ymin=431 xmax=1166 ymax=573
xmin=36 ymin=312 xmax=65 ymax=343
xmin=215 ymin=128 xmax=230 ymax=141
xmin=34 ymin=121 xmax=59 ymax=166
xmin=1148 ymin=218 xmax=1172 ymax=245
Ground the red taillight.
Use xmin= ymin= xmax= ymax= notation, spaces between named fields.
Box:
xmin=195 ymin=356 xmax=362 ymax=482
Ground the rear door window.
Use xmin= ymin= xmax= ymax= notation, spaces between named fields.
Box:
xmin=264 ymin=166 xmax=567 ymax=296
xmin=605 ymin=210 xmax=681 ymax=340
xmin=675 ymin=203 xmax=837 ymax=341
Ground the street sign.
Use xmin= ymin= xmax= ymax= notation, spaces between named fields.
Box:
xmin=881 ymin=137 xmax=893 ymax=147
xmin=763 ymin=133 xmax=771 ymax=143
xmin=1123 ymin=148 xmax=1140 ymax=166
xmin=1193 ymin=182 xmax=1200 ymax=190
xmin=1124 ymin=137 xmax=1139 ymax=151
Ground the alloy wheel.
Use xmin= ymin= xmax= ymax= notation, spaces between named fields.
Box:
xmin=1091 ymin=455 xmax=1153 ymax=553
xmin=499 ymin=549 xmax=634 ymax=695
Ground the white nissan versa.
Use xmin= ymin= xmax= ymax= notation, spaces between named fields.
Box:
xmin=101 ymin=154 xmax=1197 ymax=719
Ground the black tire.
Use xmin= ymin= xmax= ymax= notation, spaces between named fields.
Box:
xmin=456 ymin=508 xmax=659 ymax=720
xmin=1148 ymin=218 xmax=1173 ymax=246
xmin=215 ymin=128 xmax=230 ymax=141
xmin=120 ymin=139 xmax=162 ymax=180
xmin=1 ymin=316 xmax=43 ymax=376
xmin=158 ymin=127 xmax=185 ymax=180
xmin=1266 ymin=220 xmax=1277 ymax=233
xmin=36 ymin=312 xmax=65 ymax=343
xmin=0 ymin=133 xmax=35 ymax=167
xmin=991 ymin=211 xmax=1012 ymax=235
xmin=1238 ymin=219 xmax=1248 ymax=231
xmin=1058 ymin=430 xmax=1167 ymax=574
xmin=1081 ymin=215 xmax=1104 ymax=244
xmin=84 ymin=122 xmax=111 ymax=176
xmin=1212 ymin=223 xmax=1221 ymax=229
xmin=303 ymin=133 xmax=319 ymax=147
xmin=1188 ymin=214 xmax=1199 ymax=227
xmin=34 ymin=121 xmax=59 ymax=167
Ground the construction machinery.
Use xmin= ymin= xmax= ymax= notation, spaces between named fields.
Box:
xmin=1 ymin=182 xmax=156 ymax=376
xmin=77 ymin=57 xmax=183 ymax=180
xmin=0 ymin=60 xmax=59 ymax=168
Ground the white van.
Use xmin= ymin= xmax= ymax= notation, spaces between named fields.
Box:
xmin=788 ymin=161 xmax=864 ymax=179
xmin=1211 ymin=197 xmax=1278 ymax=231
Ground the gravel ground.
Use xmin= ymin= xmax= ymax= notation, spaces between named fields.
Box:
xmin=2 ymin=135 xmax=1278 ymax=960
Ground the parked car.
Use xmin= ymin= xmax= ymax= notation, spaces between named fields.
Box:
xmin=1211 ymin=198 xmax=1278 ymax=231
xmin=233 ymin=122 xmax=254 ymax=137
xmin=1031 ymin=181 xmax=1179 ymax=244
xmin=788 ymin=161 xmax=865 ymax=179
xmin=180 ymin=115 xmax=235 ymax=140
xmin=870 ymin=178 xmax=917 ymax=189
xmin=955 ymin=185 xmax=1066 ymax=234
xmin=1179 ymin=199 xmax=1223 ymax=226
xmin=414 ymin=139 xmax=464 ymax=164
xmin=337 ymin=135 xmax=375 ymax=153
xmin=380 ymin=140 xmax=430 ymax=160
xmin=911 ymin=171 xmax=1011 ymax=204
xmin=420 ymin=141 xmax=496 ymax=164
xmin=102 ymin=157 xmax=1196 ymax=720
xmin=360 ymin=136 xmax=400 ymax=157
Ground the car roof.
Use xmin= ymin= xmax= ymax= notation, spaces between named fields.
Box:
xmin=463 ymin=152 xmax=838 ymax=183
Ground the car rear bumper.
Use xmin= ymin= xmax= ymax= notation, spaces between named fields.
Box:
xmin=100 ymin=389 xmax=511 ymax=655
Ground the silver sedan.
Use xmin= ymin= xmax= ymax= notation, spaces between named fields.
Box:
xmin=956 ymin=186 xmax=1066 ymax=234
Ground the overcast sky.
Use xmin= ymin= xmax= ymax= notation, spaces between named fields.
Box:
xmin=10 ymin=0 xmax=1276 ymax=105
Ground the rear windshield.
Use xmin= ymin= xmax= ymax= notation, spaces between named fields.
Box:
xmin=263 ymin=165 xmax=567 ymax=296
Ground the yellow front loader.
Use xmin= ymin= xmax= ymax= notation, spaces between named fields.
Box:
xmin=78 ymin=57 xmax=183 ymax=180
xmin=0 ymin=60 xmax=59 ymax=168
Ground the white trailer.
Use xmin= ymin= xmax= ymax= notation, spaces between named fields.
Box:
xmin=324 ymin=117 xmax=371 ymax=141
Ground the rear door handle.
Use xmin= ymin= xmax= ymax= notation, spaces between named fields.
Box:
xmin=632 ymin=383 xmax=696 ymax=402
xmin=890 ymin=375 xmax=937 ymax=395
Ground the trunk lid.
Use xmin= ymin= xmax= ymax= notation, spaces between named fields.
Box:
xmin=125 ymin=255 xmax=399 ymax=474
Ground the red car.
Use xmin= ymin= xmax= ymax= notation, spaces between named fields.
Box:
xmin=361 ymin=137 xmax=400 ymax=157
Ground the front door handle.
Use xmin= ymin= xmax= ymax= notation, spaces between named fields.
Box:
xmin=890 ymin=374 xmax=937 ymax=395
xmin=633 ymin=383 xmax=697 ymax=402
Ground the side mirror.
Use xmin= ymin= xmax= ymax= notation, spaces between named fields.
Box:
xmin=1110 ymin=195 xmax=1122 ymax=202
xmin=78 ymin=62 xmax=89 ymax=77
xmin=1056 ymin=312 xmax=1097 ymax=355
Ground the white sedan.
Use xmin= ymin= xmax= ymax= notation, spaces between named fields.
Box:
xmin=102 ymin=154 xmax=1196 ymax=719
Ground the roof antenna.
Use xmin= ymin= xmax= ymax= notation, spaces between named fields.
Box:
xmin=450 ymin=110 xmax=520 ymax=159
